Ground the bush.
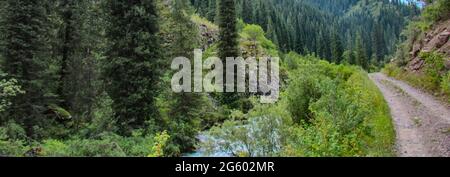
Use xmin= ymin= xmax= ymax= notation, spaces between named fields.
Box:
xmin=240 ymin=24 xmax=278 ymax=57
xmin=285 ymin=60 xmax=394 ymax=156
xmin=441 ymin=72 xmax=450 ymax=101
xmin=286 ymin=67 xmax=323 ymax=123
xmin=0 ymin=140 xmax=28 ymax=156
xmin=39 ymin=131 xmax=168 ymax=157
xmin=0 ymin=127 xmax=28 ymax=156
xmin=422 ymin=51 xmax=446 ymax=86
xmin=40 ymin=139 xmax=70 ymax=157
xmin=204 ymin=54 xmax=395 ymax=157
xmin=422 ymin=0 xmax=450 ymax=22
xmin=149 ymin=131 xmax=170 ymax=157
xmin=0 ymin=71 xmax=24 ymax=113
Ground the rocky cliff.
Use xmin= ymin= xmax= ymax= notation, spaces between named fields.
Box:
xmin=407 ymin=19 xmax=450 ymax=71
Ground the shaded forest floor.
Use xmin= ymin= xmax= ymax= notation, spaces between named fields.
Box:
xmin=370 ymin=73 xmax=450 ymax=157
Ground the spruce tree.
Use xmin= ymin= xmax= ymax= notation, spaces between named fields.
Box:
xmin=218 ymin=0 xmax=239 ymax=60
xmin=241 ymin=0 xmax=253 ymax=23
xmin=56 ymin=0 xmax=99 ymax=123
xmin=105 ymin=0 xmax=163 ymax=135
xmin=355 ymin=33 xmax=368 ymax=69
xmin=266 ymin=17 xmax=279 ymax=47
xmin=166 ymin=0 xmax=203 ymax=156
xmin=371 ymin=22 xmax=385 ymax=62
xmin=57 ymin=0 xmax=83 ymax=113
xmin=218 ymin=0 xmax=241 ymax=108
xmin=331 ymin=29 xmax=344 ymax=63
xmin=2 ymin=0 xmax=50 ymax=135
xmin=0 ymin=1 xmax=6 ymax=53
xmin=206 ymin=0 xmax=218 ymax=22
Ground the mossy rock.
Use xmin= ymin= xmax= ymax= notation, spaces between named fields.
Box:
xmin=48 ymin=104 xmax=72 ymax=120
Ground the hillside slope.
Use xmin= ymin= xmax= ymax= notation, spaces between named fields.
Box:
xmin=384 ymin=0 xmax=450 ymax=102
xmin=404 ymin=19 xmax=450 ymax=71
xmin=191 ymin=0 xmax=419 ymax=65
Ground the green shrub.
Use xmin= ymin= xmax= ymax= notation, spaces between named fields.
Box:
xmin=0 ymin=127 xmax=28 ymax=156
xmin=66 ymin=138 xmax=126 ymax=157
xmin=422 ymin=0 xmax=450 ymax=22
xmin=1 ymin=120 xmax=27 ymax=140
xmin=36 ymin=129 xmax=174 ymax=157
xmin=441 ymin=72 xmax=450 ymax=101
xmin=421 ymin=52 xmax=446 ymax=88
xmin=285 ymin=66 xmax=394 ymax=157
xmin=240 ymin=24 xmax=278 ymax=57
xmin=286 ymin=68 xmax=323 ymax=123
xmin=0 ymin=140 xmax=28 ymax=156
xmin=382 ymin=63 xmax=404 ymax=77
xmin=40 ymin=139 xmax=70 ymax=157
xmin=204 ymin=54 xmax=395 ymax=157
xmin=0 ymin=71 xmax=24 ymax=113
xmin=148 ymin=131 xmax=170 ymax=157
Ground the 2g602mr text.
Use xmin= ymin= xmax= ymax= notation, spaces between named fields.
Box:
xmin=175 ymin=161 xmax=275 ymax=175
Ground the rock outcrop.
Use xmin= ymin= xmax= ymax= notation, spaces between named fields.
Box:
xmin=406 ymin=19 xmax=450 ymax=71
xmin=196 ymin=22 xmax=218 ymax=51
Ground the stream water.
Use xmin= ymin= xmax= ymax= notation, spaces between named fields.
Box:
xmin=183 ymin=134 xmax=232 ymax=157
xmin=183 ymin=116 xmax=284 ymax=157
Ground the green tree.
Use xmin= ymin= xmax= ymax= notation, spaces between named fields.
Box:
xmin=371 ymin=22 xmax=385 ymax=62
xmin=165 ymin=0 xmax=203 ymax=156
xmin=55 ymin=0 xmax=104 ymax=125
xmin=355 ymin=33 xmax=368 ymax=69
xmin=217 ymin=0 xmax=241 ymax=108
xmin=105 ymin=0 xmax=163 ymax=135
xmin=218 ymin=0 xmax=239 ymax=61
xmin=2 ymin=0 xmax=51 ymax=135
xmin=343 ymin=50 xmax=356 ymax=65
xmin=266 ymin=17 xmax=279 ymax=47
xmin=241 ymin=0 xmax=253 ymax=23
xmin=56 ymin=0 xmax=94 ymax=121
xmin=331 ymin=29 xmax=344 ymax=63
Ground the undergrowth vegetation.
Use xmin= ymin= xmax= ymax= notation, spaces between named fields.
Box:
xmin=203 ymin=52 xmax=395 ymax=157
xmin=384 ymin=52 xmax=450 ymax=103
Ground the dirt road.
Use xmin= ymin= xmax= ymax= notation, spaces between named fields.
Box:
xmin=369 ymin=73 xmax=450 ymax=157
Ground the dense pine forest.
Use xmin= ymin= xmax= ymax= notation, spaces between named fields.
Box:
xmin=191 ymin=0 xmax=420 ymax=70
xmin=0 ymin=0 xmax=446 ymax=157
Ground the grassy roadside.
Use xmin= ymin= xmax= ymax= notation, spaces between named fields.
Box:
xmin=354 ymin=72 xmax=395 ymax=156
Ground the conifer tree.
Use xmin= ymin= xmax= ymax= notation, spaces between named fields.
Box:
xmin=331 ymin=30 xmax=344 ymax=63
xmin=355 ymin=33 xmax=368 ymax=69
xmin=218 ymin=0 xmax=239 ymax=60
xmin=371 ymin=22 xmax=385 ymax=62
xmin=242 ymin=0 xmax=253 ymax=23
xmin=56 ymin=0 xmax=100 ymax=123
xmin=105 ymin=0 xmax=163 ymax=135
xmin=218 ymin=0 xmax=241 ymax=108
xmin=57 ymin=0 xmax=83 ymax=113
xmin=266 ymin=17 xmax=279 ymax=47
xmin=2 ymin=0 xmax=50 ymax=135
xmin=166 ymin=0 xmax=203 ymax=156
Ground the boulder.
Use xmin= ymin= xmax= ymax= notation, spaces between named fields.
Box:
xmin=437 ymin=39 xmax=450 ymax=56
xmin=436 ymin=30 xmax=450 ymax=48
xmin=423 ymin=30 xmax=449 ymax=51
xmin=408 ymin=57 xmax=425 ymax=71
xmin=445 ymin=59 xmax=450 ymax=70
xmin=410 ymin=42 xmax=423 ymax=57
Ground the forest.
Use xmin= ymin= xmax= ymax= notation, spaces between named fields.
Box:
xmin=0 ymin=0 xmax=446 ymax=157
